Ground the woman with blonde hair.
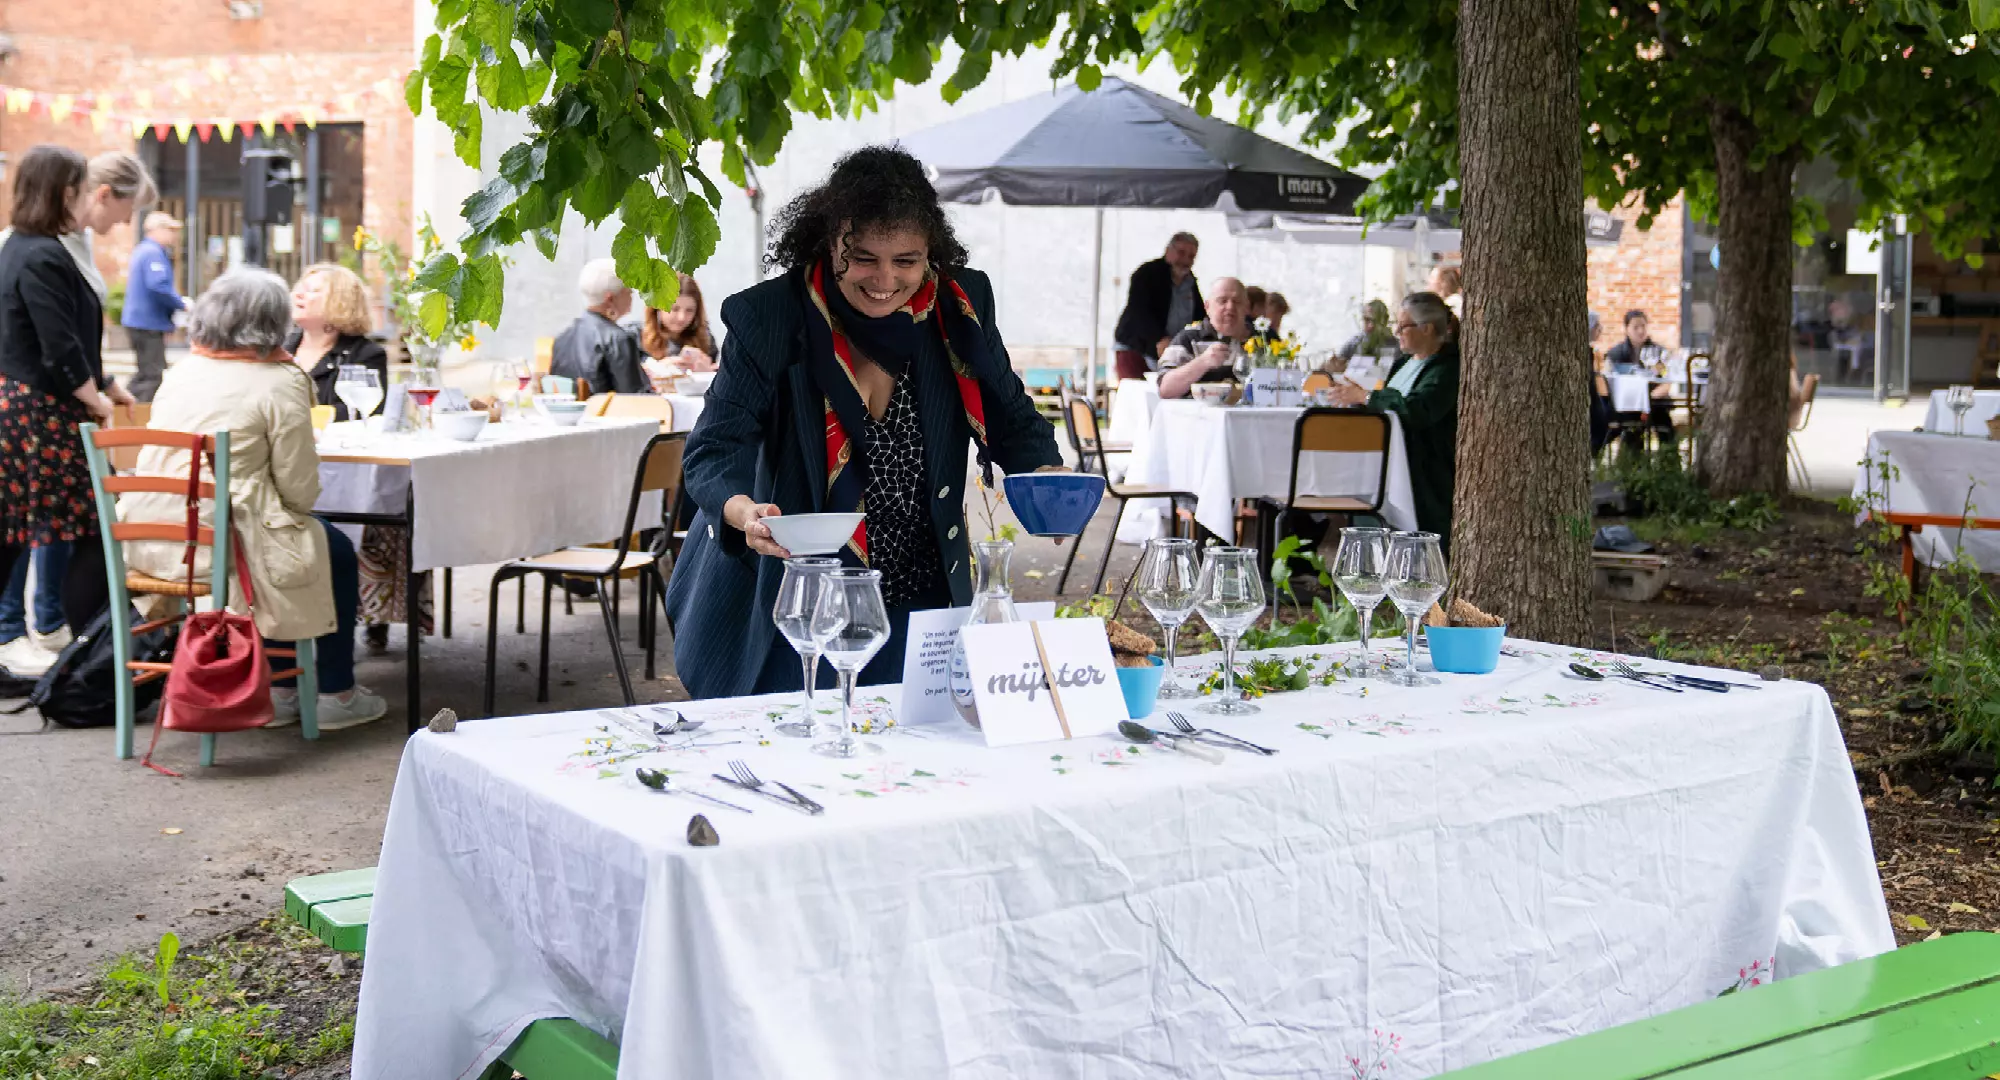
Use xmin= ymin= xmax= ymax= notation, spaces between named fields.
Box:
xmin=639 ymin=273 xmax=717 ymax=373
xmin=284 ymin=262 xmax=388 ymax=420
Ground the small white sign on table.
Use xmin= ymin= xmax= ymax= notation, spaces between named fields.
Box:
xmin=961 ymin=617 xmax=1126 ymax=748
xmin=898 ymin=603 xmax=1054 ymax=726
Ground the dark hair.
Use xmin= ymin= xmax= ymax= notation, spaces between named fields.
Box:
xmin=1245 ymin=285 xmax=1267 ymax=312
xmin=642 ymin=273 xmax=715 ymax=359
xmin=10 ymin=145 xmax=87 ymax=237
xmin=766 ymin=145 xmax=968 ymax=275
xmin=1624 ymin=309 xmax=1648 ymax=326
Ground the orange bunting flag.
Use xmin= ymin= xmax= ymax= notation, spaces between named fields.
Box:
xmin=238 ymin=120 xmax=255 ymax=140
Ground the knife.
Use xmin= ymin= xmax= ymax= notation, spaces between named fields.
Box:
xmin=713 ymin=774 xmax=824 ymax=815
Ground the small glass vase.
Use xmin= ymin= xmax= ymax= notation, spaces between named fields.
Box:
xmin=948 ymin=540 xmax=1019 ymax=730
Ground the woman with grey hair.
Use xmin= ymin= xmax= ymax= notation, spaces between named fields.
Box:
xmin=1328 ymin=290 xmax=1461 ymax=547
xmin=120 ymin=269 xmax=386 ymax=731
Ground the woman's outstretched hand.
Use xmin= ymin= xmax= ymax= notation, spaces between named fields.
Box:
xmin=724 ymin=495 xmax=793 ymax=558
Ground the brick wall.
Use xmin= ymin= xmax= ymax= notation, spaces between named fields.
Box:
xmin=1588 ymin=196 xmax=1687 ymax=349
xmin=0 ymin=0 xmax=413 ymax=288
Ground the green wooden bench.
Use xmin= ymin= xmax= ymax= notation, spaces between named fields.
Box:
xmin=283 ymin=868 xmax=622 ymax=1078
xmin=1438 ymin=933 xmax=2000 ymax=1080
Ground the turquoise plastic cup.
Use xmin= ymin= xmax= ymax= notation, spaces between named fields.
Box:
xmin=1424 ymin=624 xmax=1506 ymax=675
xmin=1116 ymin=656 xmax=1167 ymax=718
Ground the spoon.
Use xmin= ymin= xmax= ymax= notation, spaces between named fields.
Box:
xmin=1118 ymin=720 xmax=1225 ymax=763
xmin=634 ymin=767 xmax=753 ymax=813
xmin=1568 ymin=662 xmax=1677 ymax=692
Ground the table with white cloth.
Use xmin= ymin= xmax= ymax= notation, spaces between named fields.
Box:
xmin=1851 ymin=428 xmax=2000 ymax=571
xmin=1921 ymin=388 xmax=2000 ymax=434
xmin=1116 ymin=400 xmax=1419 ymax=545
xmin=1607 ymin=373 xmax=1654 ymax=414
xmin=1102 ymin=379 xmax=1160 ymax=482
xmin=352 ymin=640 xmax=1891 ymax=1080
xmin=663 ymin=393 xmax=706 ymax=432
xmin=316 ymin=415 xmax=664 ymax=727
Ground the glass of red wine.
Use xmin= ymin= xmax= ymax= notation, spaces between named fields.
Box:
xmin=406 ymin=363 xmax=443 ymax=431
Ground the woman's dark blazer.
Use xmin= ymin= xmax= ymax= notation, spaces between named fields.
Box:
xmin=284 ymin=329 xmax=390 ymax=421
xmin=665 ymin=266 xmax=1061 ymax=700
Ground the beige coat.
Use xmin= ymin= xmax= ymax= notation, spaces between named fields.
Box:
xmin=119 ymin=352 xmax=336 ymax=641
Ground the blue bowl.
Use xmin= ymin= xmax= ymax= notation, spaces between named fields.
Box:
xmin=1003 ymin=473 xmax=1106 ymax=537
xmin=1116 ymin=656 xmax=1167 ymax=719
xmin=1424 ymin=624 xmax=1506 ymax=675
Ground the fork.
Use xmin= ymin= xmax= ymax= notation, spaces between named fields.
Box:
xmin=1165 ymin=712 xmax=1278 ymax=756
xmin=715 ymin=760 xmax=825 ymax=815
xmin=1609 ymin=659 xmax=1685 ymax=693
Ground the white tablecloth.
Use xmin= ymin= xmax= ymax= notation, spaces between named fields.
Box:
xmin=1608 ymin=373 xmax=1652 ymax=413
xmin=316 ymin=416 xmax=662 ymax=572
xmin=664 ymin=393 xmax=706 ymax=432
xmin=1104 ymin=378 xmax=1160 ymax=446
xmin=1118 ymin=401 xmax=1419 ymax=543
xmin=1921 ymin=389 xmax=2000 ymax=434
xmin=1852 ymin=428 xmax=2000 ymax=570
xmin=353 ymin=640 xmax=1890 ymax=1080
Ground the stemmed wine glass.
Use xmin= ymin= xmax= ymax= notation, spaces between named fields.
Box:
xmin=809 ymin=569 xmax=892 ymax=759
xmin=490 ymin=361 xmax=527 ymax=419
xmin=1136 ymin=537 xmax=1199 ymax=698
xmin=1947 ymin=385 xmax=1975 ymax=436
xmin=334 ymin=365 xmax=383 ymax=424
xmin=1333 ymin=526 xmax=1391 ymax=674
xmin=772 ymin=556 xmax=841 ymax=738
xmin=406 ymin=362 xmax=444 ymax=431
xmin=1194 ymin=546 xmax=1266 ymax=716
xmin=1383 ymin=532 xmax=1449 ymax=688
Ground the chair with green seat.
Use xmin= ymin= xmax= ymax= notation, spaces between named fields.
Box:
xmin=1436 ymin=933 xmax=2000 ymax=1080
xmin=478 ymin=1018 xmax=620 ymax=1080
xmin=81 ymin=423 xmax=319 ymax=764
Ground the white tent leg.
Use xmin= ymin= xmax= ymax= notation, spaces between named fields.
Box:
xmin=1087 ymin=205 xmax=1104 ymax=404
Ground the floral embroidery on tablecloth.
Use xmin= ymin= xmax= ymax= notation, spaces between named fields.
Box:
xmin=1455 ymin=691 xmax=1609 ymax=715
xmin=1050 ymin=746 xmax=1146 ymax=774
xmin=557 ymin=722 xmax=762 ymax=778
xmin=679 ymin=694 xmax=899 ymax=734
xmin=1297 ymin=715 xmax=1426 ymax=739
xmin=1717 ymin=955 xmax=1776 ymax=996
xmin=827 ymin=760 xmax=980 ymax=797
xmin=1345 ymin=1028 xmax=1402 ymax=1077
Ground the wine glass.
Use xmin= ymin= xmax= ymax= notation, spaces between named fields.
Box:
xmin=1194 ymin=546 xmax=1266 ymax=716
xmin=1333 ymin=526 xmax=1391 ymax=674
xmin=1947 ymin=385 xmax=1975 ymax=436
xmin=406 ymin=362 xmax=443 ymax=431
xmin=772 ymin=556 xmax=840 ymax=738
xmin=1383 ymin=532 xmax=1449 ymax=687
xmin=1136 ymin=537 xmax=1199 ymax=699
xmin=809 ymin=569 xmax=892 ymax=759
xmin=490 ymin=361 xmax=526 ymax=419
xmin=333 ymin=365 xmax=382 ymax=427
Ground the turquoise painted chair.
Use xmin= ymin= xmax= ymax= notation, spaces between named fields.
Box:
xmin=80 ymin=423 xmax=318 ymax=765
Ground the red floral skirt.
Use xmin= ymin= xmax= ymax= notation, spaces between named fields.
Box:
xmin=0 ymin=377 xmax=100 ymax=547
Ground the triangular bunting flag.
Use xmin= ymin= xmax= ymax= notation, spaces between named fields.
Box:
xmin=280 ymin=117 xmax=295 ymax=134
xmin=216 ymin=119 xmax=234 ymax=142
xmin=174 ymin=120 xmax=193 ymax=143
xmin=130 ymin=117 xmax=149 ymax=139
xmin=194 ymin=121 xmax=213 ymax=142
xmin=300 ymin=106 xmax=318 ymax=128
xmin=154 ymin=121 xmax=172 ymax=142
xmin=258 ymin=117 xmax=274 ymax=137
xmin=49 ymin=94 xmax=73 ymax=123
xmin=238 ymin=120 xmax=255 ymax=139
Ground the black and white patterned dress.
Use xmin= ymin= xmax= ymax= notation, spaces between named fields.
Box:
xmin=861 ymin=378 xmax=944 ymax=609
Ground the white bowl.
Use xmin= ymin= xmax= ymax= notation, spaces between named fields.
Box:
xmin=1191 ymin=382 xmax=1232 ymax=405
xmin=542 ymin=406 xmax=586 ymax=427
xmin=762 ymin=512 xmax=865 ymax=556
xmin=433 ymin=409 xmax=489 ymax=442
xmin=677 ymin=371 xmax=715 ymax=397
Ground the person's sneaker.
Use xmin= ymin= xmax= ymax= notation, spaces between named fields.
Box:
xmin=314 ymin=687 xmax=388 ymax=732
xmin=267 ymin=687 xmax=301 ymax=728
xmin=31 ymin=626 xmax=71 ymax=654
xmin=0 ymin=635 xmax=56 ymax=678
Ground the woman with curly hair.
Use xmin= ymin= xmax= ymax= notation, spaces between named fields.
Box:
xmin=666 ymin=145 xmax=1063 ymax=699
xmin=638 ymin=273 xmax=717 ymax=373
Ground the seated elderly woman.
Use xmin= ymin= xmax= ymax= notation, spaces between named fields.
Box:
xmin=1324 ymin=291 xmax=1461 ymax=549
xmin=551 ymin=258 xmax=650 ymax=394
xmin=119 ymin=269 xmax=386 ymax=730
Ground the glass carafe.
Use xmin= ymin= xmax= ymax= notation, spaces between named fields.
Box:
xmin=947 ymin=540 xmax=1019 ymax=730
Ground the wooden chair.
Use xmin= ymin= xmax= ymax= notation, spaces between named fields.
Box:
xmin=81 ymin=424 xmax=319 ymax=764
xmin=1054 ymin=389 xmax=1195 ymax=596
xmin=1062 ymin=394 xmax=1130 ymax=476
xmin=1252 ymin=407 xmax=1392 ymax=565
xmin=600 ymin=393 xmax=676 ymax=431
xmin=1301 ymin=371 xmax=1334 ymax=396
xmin=1787 ymin=372 xmax=1819 ymax=488
xmin=582 ymin=392 xmax=614 ymax=417
xmin=485 ymin=433 xmax=683 ymax=714
xmin=533 ymin=337 xmax=555 ymax=375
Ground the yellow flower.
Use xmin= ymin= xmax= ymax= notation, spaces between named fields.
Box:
xmin=353 ymin=225 xmax=369 ymax=248
xmin=406 ymin=264 xmax=418 ymax=281
xmin=461 ymin=335 xmax=481 ymax=352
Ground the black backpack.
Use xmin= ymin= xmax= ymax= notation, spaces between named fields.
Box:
xmin=24 ymin=605 xmax=179 ymax=729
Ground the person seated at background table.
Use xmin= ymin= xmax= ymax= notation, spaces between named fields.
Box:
xmin=667 ymin=145 xmax=1063 ymax=699
xmin=1325 ymin=291 xmax=1460 ymax=549
xmin=1262 ymin=291 xmax=1290 ymax=336
xmin=639 ymin=273 xmax=718 ymax=376
xmin=1111 ymin=232 xmax=1204 ymax=381
xmin=119 ymin=269 xmax=386 ymax=730
xmin=1604 ymin=308 xmax=1675 ymax=448
xmin=1588 ymin=309 xmax=1616 ymax=456
xmin=1244 ymin=284 xmax=1268 ymax=325
xmin=1332 ymin=298 xmax=1394 ymax=365
xmin=1428 ymin=264 xmax=1463 ymax=318
xmin=1157 ymin=277 xmax=1259 ymax=399
xmin=552 ymin=258 xmax=650 ymax=395
xmin=286 ymin=263 xmax=389 ymax=422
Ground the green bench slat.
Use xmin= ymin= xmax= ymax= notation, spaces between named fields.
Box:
xmin=1674 ymin=978 xmax=2000 ymax=1080
xmin=480 ymin=1017 xmax=620 ymax=1080
xmin=306 ymin=894 xmax=372 ymax=954
xmin=1439 ymin=934 xmax=2000 ymax=1080
xmin=283 ymin=867 xmax=377 ymax=927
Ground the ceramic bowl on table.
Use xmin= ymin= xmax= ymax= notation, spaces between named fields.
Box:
xmin=1003 ymin=472 xmax=1106 ymax=537
xmin=678 ymin=371 xmax=716 ymax=397
xmin=1191 ymin=383 xmax=1232 ymax=406
xmin=533 ymin=395 xmax=589 ymax=427
xmin=1424 ymin=624 xmax=1506 ymax=675
xmin=761 ymin=512 xmax=866 ymax=556
xmin=432 ymin=409 xmax=489 ymax=442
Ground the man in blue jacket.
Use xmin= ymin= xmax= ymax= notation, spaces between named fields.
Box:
xmin=121 ymin=212 xmax=186 ymax=402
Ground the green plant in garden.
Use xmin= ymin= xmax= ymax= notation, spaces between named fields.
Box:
xmin=1615 ymin=446 xmax=1779 ymax=534
xmin=353 ymin=216 xmax=502 ymax=351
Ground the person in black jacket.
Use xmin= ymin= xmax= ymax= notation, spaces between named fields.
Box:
xmin=285 ymin=263 xmax=390 ymax=420
xmin=0 ymin=146 xmax=131 ymax=639
xmin=551 ymin=259 xmax=650 ymax=394
xmin=1111 ymin=233 xmax=1203 ymax=380
xmin=666 ymin=146 xmax=1063 ymax=699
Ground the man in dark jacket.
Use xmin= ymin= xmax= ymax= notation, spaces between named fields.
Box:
xmin=1112 ymin=232 xmax=1203 ymax=380
xmin=551 ymin=258 xmax=649 ymax=394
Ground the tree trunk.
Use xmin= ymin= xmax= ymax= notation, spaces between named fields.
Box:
xmin=1699 ymin=106 xmax=1797 ymax=497
xmin=1452 ymin=0 xmax=1592 ymax=644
